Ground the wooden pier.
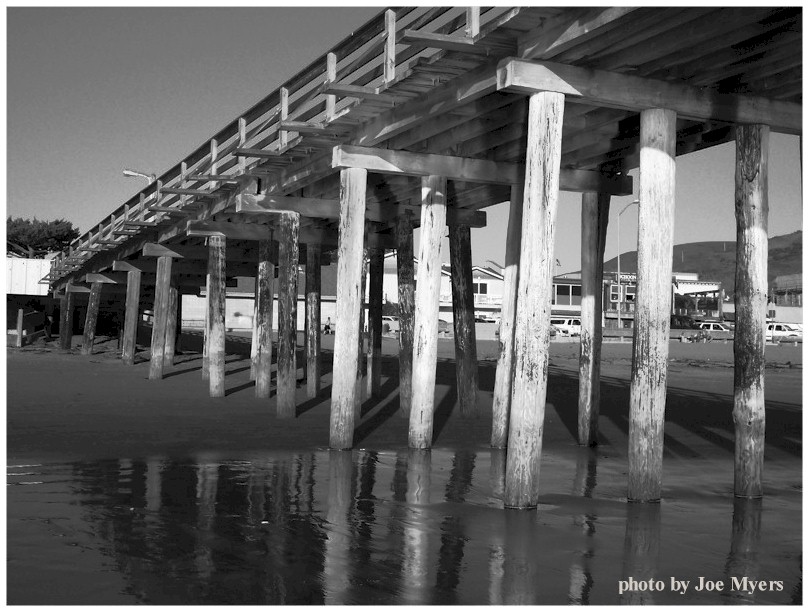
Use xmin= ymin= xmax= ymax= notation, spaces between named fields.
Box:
xmin=45 ymin=7 xmax=801 ymax=507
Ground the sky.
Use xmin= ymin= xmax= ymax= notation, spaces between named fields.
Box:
xmin=6 ymin=6 xmax=804 ymax=275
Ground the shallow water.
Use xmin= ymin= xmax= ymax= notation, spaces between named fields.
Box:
xmin=7 ymin=447 xmax=801 ymax=605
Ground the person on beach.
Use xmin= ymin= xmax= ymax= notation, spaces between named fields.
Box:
xmin=324 ymin=317 xmax=332 ymax=335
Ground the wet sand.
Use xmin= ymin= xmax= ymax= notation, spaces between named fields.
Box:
xmin=6 ymin=332 xmax=802 ymax=605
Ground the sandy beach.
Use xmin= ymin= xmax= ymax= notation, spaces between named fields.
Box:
xmin=6 ymin=331 xmax=802 ymax=605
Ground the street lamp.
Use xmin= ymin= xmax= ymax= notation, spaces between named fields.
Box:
xmin=122 ymin=168 xmax=156 ymax=184
xmin=616 ymin=199 xmax=639 ymax=327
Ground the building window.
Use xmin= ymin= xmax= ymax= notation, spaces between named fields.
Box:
xmin=625 ymin=285 xmax=636 ymax=303
xmin=609 ymin=284 xmax=621 ymax=303
xmin=571 ymin=284 xmax=582 ymax=306
xmin=473 ymin=282 xmax=488 ymax=295
xmin=556 ymin=284 xmax=570 ymax=306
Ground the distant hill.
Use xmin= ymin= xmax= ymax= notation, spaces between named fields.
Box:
xmin=604 ymin=230 xmax=802 ymax=296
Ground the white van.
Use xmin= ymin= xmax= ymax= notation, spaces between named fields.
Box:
xmin=766 ymin=322 xmax=802 ymax=341
xmin=698 ymin=322 xmax=731 ymax=333
xmin=550 ymin=317 xmax=581 ymax=337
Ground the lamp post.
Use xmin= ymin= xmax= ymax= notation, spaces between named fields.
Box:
xmin=122 ymin=168 xmax=156 ymax=184
xmin=616 ymin=199 xmax=640 ymax=327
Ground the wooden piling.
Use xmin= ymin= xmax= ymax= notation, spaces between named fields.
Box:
xmin=355 ymin=249 xmax=369 ymax=419
xmin=255 ymin=237 xmax=275 ymax=399
xmin=59 ymin=287 xmax=74 ymax=350
xmin=449 ymin=223 xmax=479 ymax=417
xmin=395 ymin=214 xmax=415 ymax=418
xmin=492 ymin=185 xmax=523 ymax=447
xmin=277 ymin=211 xmax=300 ymax=417
xmin=504 ymin=92 xmax=565 ymax=509
xmin=15 ymin=308 xmax=24 ymax=348
xmin=367 ymin=247 xmax=384 ymax=398
xmin=578 ymin=192 xmax=610 ymax=446
xmin=306 ymin=242 xmax=322 ymax=398
xmin=163 ymin=281 xmax=178 ymax=365
xmin=250 ymin=276 xmax=259 ymax=381
xmin=408 ymin=175 xmax=447 ymax=449
xmin=202 ymin=272 xmax=210 ymax=381
xmin=81 ymin=281 xmax=103 ymax=355
xmin=148 ymin=255 xmax=173 ymax=380
xmin=628 ymin=108 xmax=677 ymax=503
xmin=122 ymin=269 xmax=141 ymax=365
xmin=329 ymin=167 xmax=368 ymax=449
xmin=207 ymin=235 xmax=226 ymax=397
xmin=733 ymin=124 xmax=769 ymax=498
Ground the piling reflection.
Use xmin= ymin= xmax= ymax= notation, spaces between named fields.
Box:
xmin=723 ymin=497 xmax=762 ymax=604
xmin=400 ymin=449 xmax=432 ymax=604
xmin=619 ymin=503 xmax=661 ymax=605
xmin=323 ymin=450 xmax=354 ymax=604
xmin=569 ymin=447 xmax=598 ymax=605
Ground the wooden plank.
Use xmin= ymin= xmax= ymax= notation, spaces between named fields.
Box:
xmin=333 ymin=145 xmax=632 ymax=194
xmin=187 ymin=220 xmax=273 ymax=241
xmin=325 ymin=52 xmax=337 ymax=122
xmin=395 ymin=214 xmax=415 ymax=418
xmin=84 ymin=272 xmax=128 ymax=284
xmin=279 ymin=87 xmax=289 ymax=150
xmin=408 ymin=175 xmax=448 ymax=449
xmin=123 ymin=220 xmax=158 ymax=227
xmin=366 ymin=248 xmax=384 ymax=398
xmin=306 ymin=243 xmax=322 ymax=399
xmin=187 ymin=174 xmax=239 ymax=182
xmin=504 ymin=91 xmax=565 ymax=509
xmin=449 ymin=224 xmax=479 ymax=417
xmin=384 ymin=9 xmax=396 ymax=83
xmin=236 ymin=193 xmax=340 ymax=218
xmin=278 ymin=120 xmax=336 ymax=135
xmin=578 ymin=192 xmax=610 ymax=446
xmin=497 ymin=58 xmax=802 ymax=135
xmin=733 ymin=124 xmax=769 ymax=498
xmin=255 ymin=238 xmax=275 ymax=399
xmin=321 ymin=82 xmax=397 ymax=104
xmin=276 ymin=212 xmax=300 ymax=417
xmin=160 ymin=187 xmax=215 ymax=198
xmin=121 ymin=270 xmax=142 ymax=366
xmin=491 ymin=185 xmax=523 ymax=448
xmin=329 ymin=168 xmax=368 ymax=449
xmin=518 ymin=7 xmax=639 ymax=60
xmin=207 ymin=235 xmax=227 ymax=397
xmin=80 ymin=282 xmax=103 ymax=356
xmin=148 ymin=255 xmax=173 ymax=380
xmin=628 ymin=108 xmax=677 ymax=503
xmin=466 ymin=7 xmax=480 ymax=38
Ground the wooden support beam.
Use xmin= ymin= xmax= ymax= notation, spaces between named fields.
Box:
xmin=80 ymin=282 xmax=103 ymax=355
xmin=160 ymin=187 xmax=216 ymax=198
xmin=399 ymin=29 xmax=500 ymax=55
xmin=65 ymin=283 xmax=92 ymax=293
xmin=148 ymin=255 xmax=173 ymax=380
xmin=233 ymin=147 xmax=281 ymax=158
xmin=202 ymin=272 xmax=210 ymax=381
xmin=164 ymin=281 xmax=178 ymax=365
xmin=84 ymin=272 xmax=128 ymax=284
xmin=395 ymin=214 xmax=415 ymax=418
xmin=278 ymin=120 xmax=336 ymax=135
xmin=366 ymin=247 xmax=384 ymax=398
xmin=236 ymin=193 xmax=339 ymax=218
xmin=466 ymin=7 xmax=480 ymax=38
xmin=578 ymin=192 xmax=610 ymax=446
xmin=148 ymin=206 xmax=191 ymax=217
xmin=207 ymin=235 xmax=227 ymax=397
xmin=628 ymin=108 xmax=677 ymax=503
xmin=325 ymin=52 xmax=337 ymax=122
xmin=497 ymin=58 xmax=802 ymax=135
xmin=383 ymin=9 xmax=396 ymax=83
xmin=332 ymin=145 xmax=632 ymax=194
xmin=329 ymin=168 xmax=368 ymax=449
xmin=733 ymin=124 xmax=769 ymax=498
xmin=449 ymin=224 xmax=479 ymax=417
xmin=187 ymin=174 xmax=239 ymax=182
xmin=321 ymin=82 xmax=397 ymax=105
xmin=123 ymin=220 xmax=158 ymax=227
xmin=408 ymin=175 xmax=448 ymax=449
xmin=277 ymin=212 xmax=300 ymax=417
xmin=187 ymin=220 xmax=275 ymax=242
xmin=255 ymin=238 xmax=275 ymax=399
xmin=306 ymin=242 xmax=322 ymax=399
xmin=121 ymin=270 xmax=142 ymax=366
xmin=279 ymin=87 xmax=290 ymax=150
xmin=504 ymin=91 xmax=565 ymax=509
xmin=59 ymin=286 xmax=74 ymax=350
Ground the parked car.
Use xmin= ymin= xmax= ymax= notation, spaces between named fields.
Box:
xmin=438 ymin=319 xmax=451 ymax=334
xmin=767 ymin=322 xmax=802 ymax=341
xmin=698 ymin=322 xmax=731 ymax=333
xmin=670 ymin=314 xmax=700 ymax=330
xmin=382 ymin=315 xmax=399 ymax=334
xmin=550 ymin=317 xmax=581 ymax=337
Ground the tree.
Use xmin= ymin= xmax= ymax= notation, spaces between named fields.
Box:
xmin=7 ymin=217 xmax=80 ymax=257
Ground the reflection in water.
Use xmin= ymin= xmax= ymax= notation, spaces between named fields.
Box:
xmin=724 ymin=497 xmax=762 ymax=604
xmin=569 ymin=448 xmax=598 ymax=605
xmin=6 ymin=449 xmax=800 ymax=605
xmin=619 ymin=503 xmax=661 ymax=605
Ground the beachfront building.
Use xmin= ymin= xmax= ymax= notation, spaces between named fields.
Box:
xmin=42 ymin=7 xmax=800 ymax=507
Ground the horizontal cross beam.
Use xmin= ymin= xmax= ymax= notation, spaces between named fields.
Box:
xmin=332 ymin=145 xmax=632 ymax=195
xmin=497 ymin=58 xmax=802 ymax=135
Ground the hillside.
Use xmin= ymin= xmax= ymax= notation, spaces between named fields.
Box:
xmin=604 ymin=230 xmax=802 ymax=296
